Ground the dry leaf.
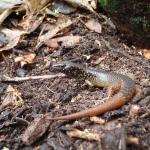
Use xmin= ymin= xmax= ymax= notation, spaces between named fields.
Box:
xmin=19 ymin=14 xmax=44 ymax=33
xmin=83 ymin=18 xmax=102 ymax=33
xmin=62 ymin=0 xmax=94 ymax=12
xmin=0 ymin=0 xmax=23 ymax=24
xmin=1 ymin=85 xmax=24 ymax=109
xmin=45 ymin=8 xmax=60 ymax=17
xmin=0 ymin=0 xmax=22 ymax=13
xmin=89 ymin=0 xmax=97 ymax=9
xmin=0 ymin=28 xmax=25 ymax=52
xmin=44 ymin=35 xmax=81 ymax=48
xmin=37 ymin=16 xmax=73 ymax=47
xmin=143 ymin=49 xmax=150 ymax=59
xmin=51 ymin=0 xmax=76 ymax=15
xmin=21 ymin=115 xmax=50 ymax=145
xmin=0 ymin=9 xmax=13 ymax=25
xmin=14 ymin=53 xmax=36 ymax=65
xmin=24 ymin=0 xmax=51 ymax=14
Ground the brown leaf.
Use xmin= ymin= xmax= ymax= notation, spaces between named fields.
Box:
xmin=143 ymin=49 xmax=150 ymax=59
xmin=89 ymin=0 xmax=97 ymax=9
xmin=14 ymin=53 xmax=36 ymax=65
xmin=62 ymin=0 xmax=95 ymax=12
xmin=1 ymin=85 xmax=24 ymax=109
xmin=19 ymin=14 xmax=44 ymax=33
xmin=0 ymin=28 xmax=25 ymax=52
xmin=83 ymin=18 xmax=102 ymax=33
xmin=44 ymin=35 xmax=81 ymax=48
xmin=24 ymin=0 xmax=51 ymax=14
xmin=37 ymin=16 xmax=73 ymax=47
xmin=0 ymin=0 xmax=23 ymax=12
xmin=50 ymin=0 xmax=76 ymax=15
xmin=0 ymin=0 xmax=23 ymax=24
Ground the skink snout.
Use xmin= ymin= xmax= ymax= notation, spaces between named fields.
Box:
xmin=52 ymin=61 xmax=71 ymax=70
xmin=52 ymin=62 xmax=65 ymax=68
xmin=52 ymin=63 xmax=65 ymax=71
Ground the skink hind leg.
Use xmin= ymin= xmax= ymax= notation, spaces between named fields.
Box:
xmin=101 ymin=85 xmax=121 ymax=103
xmin=107 ymin=84 xmax=121 ymax=97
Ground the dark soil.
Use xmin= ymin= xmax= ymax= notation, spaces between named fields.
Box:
xmin=0 ymin=11 xmax=150 ymax=150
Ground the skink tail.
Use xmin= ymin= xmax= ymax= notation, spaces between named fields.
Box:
xmin=46 ymin=91 xmax=135 ymax=120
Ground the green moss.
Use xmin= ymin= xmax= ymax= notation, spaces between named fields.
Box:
xmin=98 ymin=0 xmax=108 ymax=8
xmin=131 ymin=17 xmax=142 ymax=25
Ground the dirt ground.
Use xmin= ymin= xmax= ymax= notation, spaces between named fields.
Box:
xmin=0 ymin=11 xmax=150 ymax=150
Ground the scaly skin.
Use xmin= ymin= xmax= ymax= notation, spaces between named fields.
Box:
xmin=47 ymin=61 xmax=136 ymax=120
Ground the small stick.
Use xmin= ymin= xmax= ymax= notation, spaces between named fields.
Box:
xmin=2 ymin=73 xmax=66 ymax=82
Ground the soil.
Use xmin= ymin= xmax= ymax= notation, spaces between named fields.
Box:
xmin=0 ymin=10 xmax=150 ymax=150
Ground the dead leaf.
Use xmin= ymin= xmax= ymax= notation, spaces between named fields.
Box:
xmin=44 ymin=35 xmax=81 ymax=48
xmin=89 ymin=0 xmax=97 ymax=9
xmin=19 ymin=14 xmax=44 ymax=33
xmin=24 ymin=0 xmax=51 ymax=14
xmin=14 ymin=53 xmax=36 ymax=65
xmin=37 ymin=16 xmax=73 ymax=47
xmin=45 ymin=8 xmax=60 ymax=17
xmin=143 ymin=49 xmax=150 ymax=59
xmin=51 ymin=0 xmax=76 ymax=15
xmin=21 ymin=115 xmax=50 ymax=145
xmin=0 ymin=8 xmax=13 ymax=25
xmin=0 ymin=0 xmax=23 ymax=24
xmin=83 ymin=18 xmax=102 ymax=33
xmin=0 ymin=0 xmax=22 ymax=13
xmin=62 ymin=0 xmax=94 ymax=12
xmin=1 ymin=85 xmax=24 ymax=109
xmin=0 ymin=28 xmax=25 ymax=52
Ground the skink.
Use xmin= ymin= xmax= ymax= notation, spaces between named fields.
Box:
xmin=48 ymin=61 xmax=136 ymax=120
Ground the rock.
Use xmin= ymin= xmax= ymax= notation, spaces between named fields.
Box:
xmin=16 ymin=68 xmax=28 ymax=77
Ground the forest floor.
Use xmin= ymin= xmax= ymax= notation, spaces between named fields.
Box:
xmin=0 ymin=10 xmax=150 ymax=150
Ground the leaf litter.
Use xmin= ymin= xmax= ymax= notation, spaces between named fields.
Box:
xmin=0 ymin=0 xmax=149 ymax=149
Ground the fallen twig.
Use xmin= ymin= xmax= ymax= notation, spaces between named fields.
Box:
xmin=2 ymin=73 xmax=66 ymax=82
xmin=66 ymin=129 xmax=102 ymax=141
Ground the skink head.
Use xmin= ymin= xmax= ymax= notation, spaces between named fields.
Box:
xmin=52 ymin=61 xmax=88 ymax=79
xmin=52 ymin=61 xmax=74 ymax=69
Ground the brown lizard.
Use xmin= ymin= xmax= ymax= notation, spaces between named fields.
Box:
xmin=47 ymin=61 xmax=136 ymax=120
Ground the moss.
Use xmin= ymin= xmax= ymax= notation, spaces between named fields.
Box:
xmin=98 ymin=0 xmax=108 ymax=8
